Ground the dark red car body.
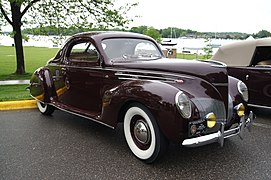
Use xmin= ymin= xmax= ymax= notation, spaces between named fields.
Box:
xmin=212 ymin=38 xmax=271 ymax=108
xmin=30 ymin=32 xmax=254 ymax=163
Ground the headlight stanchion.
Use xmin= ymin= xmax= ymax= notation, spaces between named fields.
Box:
xmin=218 ymin=122 xmax=225 ymax=147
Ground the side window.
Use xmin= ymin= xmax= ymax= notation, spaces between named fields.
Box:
xmin=252 ymin=46 xmax=271 ymax=66
xmin=68 ymin=41 xmax=99 ymax=62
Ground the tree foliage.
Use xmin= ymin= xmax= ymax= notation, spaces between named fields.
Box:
xmin=0 ymin=0 xmax=137 ymax=74
xmin=161 ymin=27 xmax=198 ymax=38
xmin=254 ymin=30 xmax=271 ymax=38
xmin=143 ymin=27 xmax=161 ymax=43
xmin=130 ymin=25 xmax=148 ymax=34
xmin=26 ymin=0 xmax=137 ymax=30
xmin=202 ymin=38 xmax=213 ymax=59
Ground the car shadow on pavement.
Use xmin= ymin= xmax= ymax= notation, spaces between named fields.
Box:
xmin=249 ymin=106 xmax=271 ymax=119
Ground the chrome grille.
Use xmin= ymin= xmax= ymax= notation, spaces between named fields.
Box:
xmin=191 ymin=98 xmax=226 ymax=122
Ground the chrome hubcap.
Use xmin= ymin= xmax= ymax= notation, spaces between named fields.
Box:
xmin=134 ymin=120 xmax=150 ymax=145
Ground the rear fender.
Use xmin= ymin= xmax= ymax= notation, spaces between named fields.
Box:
xmin=30 ymin=68 xmax=56 ymax=103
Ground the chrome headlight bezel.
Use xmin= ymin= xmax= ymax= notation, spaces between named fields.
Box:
xmin=237 ymin=81 xmax=249 ymax=102
xmin=175 ymin=91 xmax=192 ymax=119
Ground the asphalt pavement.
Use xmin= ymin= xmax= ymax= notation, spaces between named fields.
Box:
xmin=0 ymin=108 xmax=270 ymax=179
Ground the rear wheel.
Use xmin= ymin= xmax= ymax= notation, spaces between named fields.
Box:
xmin=37 ymin=101 xmax=55 ymax=115
xmin=123 ymin=103 xmax=168 ymax=163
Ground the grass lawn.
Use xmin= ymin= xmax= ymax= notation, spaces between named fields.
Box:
xmin=177 ymin=53 xmax=205 ymax=60
xmin=0 ymin=46 xmax=58 ymax=101
xmin=0 ymin=46 xmax=58 ymax=80
xmin=0 ymin=84 xmax=32 ymax=102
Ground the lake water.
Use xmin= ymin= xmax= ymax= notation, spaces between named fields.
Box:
xmin=0 ymin=35 xmax=241 ymax=55
xmin=161 ymin=37 xmax=241 ymax=55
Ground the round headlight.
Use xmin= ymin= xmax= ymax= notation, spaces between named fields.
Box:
xmin=237 ymin=81 xmax=248 ymax=102
xmin=175 ymin=91 xmax=192 ymax=119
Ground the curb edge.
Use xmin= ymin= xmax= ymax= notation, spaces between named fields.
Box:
xmin=0 ymin=100 xmax=37 ymax=110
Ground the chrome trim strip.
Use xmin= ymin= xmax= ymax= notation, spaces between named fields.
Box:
xmin=182 ymin=111 xmax=255 ymax=147
xmin=52 ymin=105 xmax=115 ymax=129
xmin=203 ymin=59 xmax=227 ymax=67
xmin=33 ymin=98 xmax=115 ymax=129
xmin=118 ymin=77 xmax=139 ymax=80
xmin=248 ymin=104 xmax=271 ymax=109
xmin=212 ymin=83 xmax=228 ymax=86
xmin=114 ymin=69 xmax=195 ymax=80
xmin=115 ymin=72 xmax=177 ymax=82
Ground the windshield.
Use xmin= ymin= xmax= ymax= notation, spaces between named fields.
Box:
xmin=102 ymin=38 xmax=162 ymax=61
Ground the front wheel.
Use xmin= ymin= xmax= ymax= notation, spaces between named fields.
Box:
xmin=123 ymin=103 xmax=168 ymax=163
xmin=37 ymin=101 xmax=55 ymax=115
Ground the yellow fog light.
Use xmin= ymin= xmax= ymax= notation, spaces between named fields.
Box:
xmin=236 ymin=103 xmax=245 ymax=117
xmin=205 ymin=112 xmax=216 ymax=128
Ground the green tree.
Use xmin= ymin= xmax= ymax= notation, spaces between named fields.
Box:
xmin=143 ymin=27 xmax=162 ymax=43
xmin=203 ymin=37 xmax=213 ymax=59
xmin=130 ymin=25 xmax=148 ymax=34
xmin=255 ymin=30 xmax=271 ymax=38
xmin=0 ymin=0 xmax=137 ymax=75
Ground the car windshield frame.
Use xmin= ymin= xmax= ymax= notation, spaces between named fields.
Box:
xmin=101 ymin=38 xmax=163 ymax=62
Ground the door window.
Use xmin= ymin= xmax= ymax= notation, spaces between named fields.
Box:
xmin=68 ymin=41 xmax=99 ymax=63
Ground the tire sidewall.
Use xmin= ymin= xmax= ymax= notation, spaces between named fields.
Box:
xmin=37 ymin=101 xmax=47 ymax=113
xmin=37 ymin=101 xmax=54 ymax=115
xmin=124 ymin=103 xmax=162 ymax=163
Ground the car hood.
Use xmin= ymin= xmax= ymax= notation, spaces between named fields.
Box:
xmin=113 ymin=58 xmax=229 ymax=113
xmin=112 ymin=58 xmax=228 ymax=85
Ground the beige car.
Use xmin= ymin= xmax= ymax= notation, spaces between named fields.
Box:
xmin=211 ymin=38 xmax=271 ymax=108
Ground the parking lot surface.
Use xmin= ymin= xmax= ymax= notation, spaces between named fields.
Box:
xmin=0 ymin=108 xmax=270 ymax=179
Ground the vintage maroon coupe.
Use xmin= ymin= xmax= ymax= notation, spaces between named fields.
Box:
xmin=212 ymin=38 xmax=271 ymax=108
xmin=30 ymin=31 xmax=254 ymax=163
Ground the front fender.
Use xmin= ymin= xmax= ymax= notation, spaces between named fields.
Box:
xmin=30 ymin=67 xmax=56 ymax=103
xmin=100 ymin=80 xmax=186 ymax=142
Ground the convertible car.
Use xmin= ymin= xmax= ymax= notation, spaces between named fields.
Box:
xmin=29 ymin=31 xmax=254 ymax=163
xmin=212 ymin=38 xmax=271 ymax=108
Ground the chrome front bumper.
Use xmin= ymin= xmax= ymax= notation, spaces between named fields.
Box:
xmin=182 ymin=111 xmax=255 ymax=147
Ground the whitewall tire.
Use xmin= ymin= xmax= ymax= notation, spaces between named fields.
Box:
xmin=37 ymin=101 xmax=55 ymax=115
xmin=123 ymin=103 xmax=168 ymax=163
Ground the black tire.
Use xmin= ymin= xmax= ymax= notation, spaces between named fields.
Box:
xmin=37 ymin=101 xmax=55 ymax=115
xmin=123 ymin=103 xmax=168 ymax=163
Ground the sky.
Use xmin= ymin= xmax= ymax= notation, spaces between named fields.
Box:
xmin=1 ymin=0 xmax=270 ymax=34
xmin=122 ymin=0 xmax=271 ymax=34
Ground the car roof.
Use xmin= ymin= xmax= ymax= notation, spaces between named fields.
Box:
xmin=211 ymin=37 xmax=271 ymax=66
xmin=71 ymin=31 xmax=153 ymax=40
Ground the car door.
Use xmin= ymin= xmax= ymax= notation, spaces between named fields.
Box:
xmin=246 ymin=66 xmax=271 ymax=107
xmin=246 ymin=46 xmax=271 ymax=107
xmin=58 ymin=38 xmax=103 ymax=116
